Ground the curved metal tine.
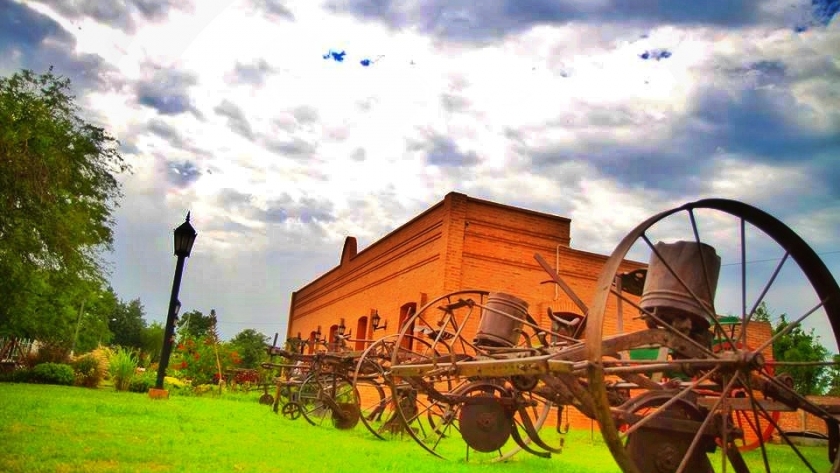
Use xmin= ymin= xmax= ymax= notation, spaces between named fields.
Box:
xmin=619 ymin=366 xmax=721 ymax=439
xmin=687 ymin=209 xmax=737 ymax=351
xmin=516 ymin=404 xmax=562 ymax=453
xmin=674 ymin=374 xmax=740 ymax=473
xmin=608 ymin=286 xmax=718 ymax=358
xmin=742 ymin=252 xmax=789 ymax=345
xmin=641 ymin=232 xmax=738 ymax=351
xmin=509 ymin=423 xmax=552 ymax=458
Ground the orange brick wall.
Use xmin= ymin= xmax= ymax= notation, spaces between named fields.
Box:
xmin=288 ymin=199 xmax=449 ymax=344
xmin=286 ymin=191 xmax=642 ymax=345
xmin=776 ymin=396 xmax=840 ymax=436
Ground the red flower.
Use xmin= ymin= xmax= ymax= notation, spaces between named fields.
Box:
xmin=193 ymin=353 xmax=200 ymax=361
xmin=180 ymin=361 xmax=188 ymax=369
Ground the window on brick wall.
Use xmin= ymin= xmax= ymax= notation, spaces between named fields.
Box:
xmin=328 ymin=324 xmax=339 ymax=351
xmin=355 ymin=316 xmax=368 ymax=351
xmin=399 ymin=303 xmax=417 ymax=350
xmin=308 ymin=331 xmax=317 ymax=354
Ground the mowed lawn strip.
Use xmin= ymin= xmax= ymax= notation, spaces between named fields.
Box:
xmin=0 ymin=383 xmax=621 ymax=473
xmin=1 ymin=383 xmax=831 ymax=472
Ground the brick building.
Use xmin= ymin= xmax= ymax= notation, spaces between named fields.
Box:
xmin=284 ymin=191 xmax=792 ymax=436
xmin=286 ymin=191 xmax=648 ymax=352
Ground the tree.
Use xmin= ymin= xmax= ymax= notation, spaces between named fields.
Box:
xmin=753 ymin=302 xmax=832 ymax=395
xmin=176 ymin=309 xmax=217 ymax=340
xmin=772 ymin=313 xmax=831 ymax=395
xmin=109 ymin=298 xmax=146 ymax=350
xmin=0 ymin=68 xmax=130 ymax=342
xmin=140 ymin=322 xmax=164 ymax=365
xmin=229 ymin=329 xmax=269 ymax=369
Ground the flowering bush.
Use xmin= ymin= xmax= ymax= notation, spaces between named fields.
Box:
xmin=172 ymin=335 xmax=241 ymax=386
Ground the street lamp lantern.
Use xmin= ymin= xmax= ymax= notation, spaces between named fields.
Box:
xmin=337 ymin=318 xmax=346 ymax=336
xmin=173 ymin=212 xmax=197 ymax=257
xmin=371 ymin=310 xmax=387 ymax=331
xmin=153 ymin=212 xmax=198 ymax=394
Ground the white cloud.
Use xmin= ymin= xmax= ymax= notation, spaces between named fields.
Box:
xmin=8 ymin=0 xmax=838 ymax=340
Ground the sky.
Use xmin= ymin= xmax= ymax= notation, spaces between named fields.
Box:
xmin=2 ymin=0 xmax=839 ymax=344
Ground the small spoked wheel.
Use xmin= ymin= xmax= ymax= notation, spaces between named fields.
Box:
xmin=281 ymin=401 xmax=301 ymax=420
xmin=298 ymin=372 xmax=359 ymax=429
xmin=585 ymin=199 xmax=840 ymax=473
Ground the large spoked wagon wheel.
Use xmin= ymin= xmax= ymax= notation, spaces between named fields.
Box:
xmin=297 ymin=372 xmax=361 ymax=430
xmin=585 ymin=198 xmax=840 ymax=473
xmin=352 ymin=333 xmax=436 ymax=440
xmin=389 ymin=290 xmax=556 ymax=462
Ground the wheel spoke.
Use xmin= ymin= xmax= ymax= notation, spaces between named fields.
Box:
xmin=742 ymin=252 xmax=789 ymax=343
xmin=675 ymin=374 xmax=740 ymax=473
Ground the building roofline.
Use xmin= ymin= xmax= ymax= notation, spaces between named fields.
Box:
xmin=292 ymin=192 xmax=574 ymax=294
xmin=463 ymin=193 xmax=571 ymax=224
xmin=292 ymin=195 xmax=448 ymax=294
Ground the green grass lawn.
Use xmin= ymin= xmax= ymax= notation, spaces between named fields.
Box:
xmin=0 ymin=383 xmax=833 ymax=472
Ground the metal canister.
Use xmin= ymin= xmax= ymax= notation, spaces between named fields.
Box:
xmin=640 ymin=241 xmax=721 ymax=329
xmin=475 ymin=292 xmax=530 ymax=347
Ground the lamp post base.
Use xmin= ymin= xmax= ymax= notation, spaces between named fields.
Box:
xmin=148 ymin=388 xmax=170 ymax=400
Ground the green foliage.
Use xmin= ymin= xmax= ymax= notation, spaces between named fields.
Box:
xmin=108 ymin=347 xmax=138 ymax=391
xmin=140 ymin=321 xmax=164 ymax=364
xmin=754 ymin=302 xmax=833 ymax=395
xmin=773 ymin=313 xmax=831 ymax=395
xmin=0 ymin=368 xmax=33 ymax=383
xmin=72 ymin=353 xmax=106 ymax=388
xmin=172 ymin=335 xmax=240 ymax=386
xmin=229 ymin=329 xmax=269 ymax=369
xmin=127 ymin=371 xmax=155 ymax=393
xmin=176 ymin=309 xmax=218 ymax=340
xmin=827 ymin=355 xmax=840 ymax=396
xmin=0 ymin=68 xmax=130 ymax=345
xmin=109 ymin=298 xmax=146 ymax=350
xmin=31 ymin=362 xmax=75 ymax=385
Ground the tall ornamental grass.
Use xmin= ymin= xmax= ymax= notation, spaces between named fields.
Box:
xmin=108 ymin=347 xmax=138 ymax=391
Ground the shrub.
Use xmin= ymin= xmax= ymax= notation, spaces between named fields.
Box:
xmin=28 ymin=343 xmax=69 ymax=366
xmin=72 ymin=354 xmax=106 ymax=388
xmin=0 ymin=368 xmax=33 ymax=383
xmin=108 ymin=347 xmax=138 ymax=391
xmin=31 ymin=363 xmax=75 ymax=385
xmin=128 ymin=372 xmax=156 ymax=393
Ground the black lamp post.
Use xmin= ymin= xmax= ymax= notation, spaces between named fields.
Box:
xmin=154 ymin=212 xmax=197 ymax=390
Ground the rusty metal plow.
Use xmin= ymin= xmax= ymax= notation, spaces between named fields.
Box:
xmin=379 ymin=199 xmax=840 ymax=473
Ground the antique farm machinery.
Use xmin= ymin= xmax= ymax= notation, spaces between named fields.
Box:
xmin=263 ymin=332 xmax=391 ymax=434
xmin=374 ymin=199 xmax=840 ymax=472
